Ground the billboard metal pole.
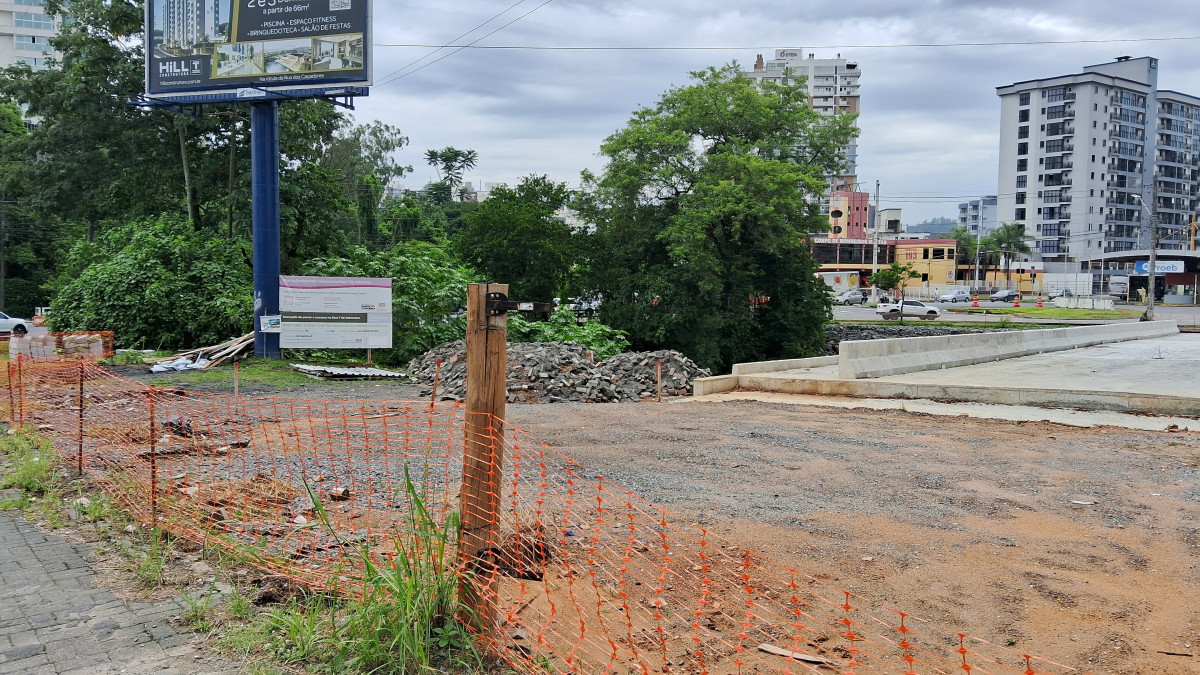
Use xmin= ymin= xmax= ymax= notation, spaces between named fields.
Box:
xmin=252 ymin=100 xmax=281 ymax=359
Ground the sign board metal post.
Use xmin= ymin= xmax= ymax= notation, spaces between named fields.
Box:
xmin=252 ymin=100 xmax=281 ymax=359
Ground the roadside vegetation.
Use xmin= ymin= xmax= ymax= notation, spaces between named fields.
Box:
xmin=0 ymin=1 xmax=856 ymax=373
xmin=0 ymin=426 xmax=491 ymax=674
xmin=946 ymin=307 xmax=1143 ymax=320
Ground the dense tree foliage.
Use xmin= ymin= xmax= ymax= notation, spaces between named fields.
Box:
xmin=0 ymin=11 xmax=863 ymax=373
xmin=454 ymin=175 xmax=575 ymax=302
xmin=576 ymin=64 xmax=858 ymax=371
xmin=48 ymin=216 xmax=252 ymax=348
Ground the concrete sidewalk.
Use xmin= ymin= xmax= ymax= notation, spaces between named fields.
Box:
xmin=0 ymin=511 xmax=237 ymax=675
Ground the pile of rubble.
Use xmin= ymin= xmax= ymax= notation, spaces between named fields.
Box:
xmin=407 ymin=341 xmax=710 ymax=403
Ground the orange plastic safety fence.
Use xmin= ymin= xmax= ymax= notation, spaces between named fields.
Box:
xmin=2 ymin=359 xmax=1079 ymax=674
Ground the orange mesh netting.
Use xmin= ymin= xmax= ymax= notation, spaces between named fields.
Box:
xmin=5 ymin=357 xmax=1076 ymax=674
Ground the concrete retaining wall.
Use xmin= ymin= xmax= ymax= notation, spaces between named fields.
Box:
xmin=838 ymin=321 xmax=1179 ymax=379
xmin=731 ymin=356 xmax=838 ymax=375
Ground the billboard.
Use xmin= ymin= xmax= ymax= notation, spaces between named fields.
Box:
xmin=279 ymin=276 xmax=392 ymax=349
xmin=146 ymin=0 xmax=370 ymax=96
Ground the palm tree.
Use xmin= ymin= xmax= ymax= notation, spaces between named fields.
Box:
xmin=985 ymin=222 xmax=1033 ymax=287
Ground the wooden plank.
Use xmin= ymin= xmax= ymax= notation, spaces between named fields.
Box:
xmin=757 ymin=643 xmax=834 ymax=665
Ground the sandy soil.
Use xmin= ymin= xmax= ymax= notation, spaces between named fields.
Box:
xmin=105 ymin=366 xmax=1200 ymax=672
xmin=500 ymin=398 xmax=1200 ymax=674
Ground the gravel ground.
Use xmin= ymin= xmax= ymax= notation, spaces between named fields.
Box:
xmin=101 ymin=359 xmax=1200 ymax=673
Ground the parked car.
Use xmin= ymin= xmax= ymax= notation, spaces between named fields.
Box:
xmin=876 ymin=300 xmax=941 ymax=321
xmin=971 ymin=286 xmax=1002 ymax=296
xmin=937 ymin=289 xmax=971 ymax=303
xmin=1047 ymin=288 xmax=1073 ymax=299
xmin=989 ymin=289 xmax=1020 ymax=302
xmin=0 ymin=312 xmax=30 ymax=335
xmin=832 ymin=289 xmax=865 ymax=305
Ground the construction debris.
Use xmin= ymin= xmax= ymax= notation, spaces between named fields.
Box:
xmin=291 ymin=364 xmax=408 ymax=381
xmin=145 ymin=333 xmax=254 ymax=372
xmin=407 ymin=341 xmax=710 ymax=403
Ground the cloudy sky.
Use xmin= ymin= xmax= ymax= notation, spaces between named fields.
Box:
xmin=354 ymin=0 xmax=1200 ymax=224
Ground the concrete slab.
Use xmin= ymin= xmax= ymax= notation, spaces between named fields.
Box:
xmin=703 ymin=332 xmax=1200 ymax=418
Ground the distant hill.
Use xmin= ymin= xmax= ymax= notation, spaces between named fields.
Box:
xmin=906 ymin=217 xmax=957 ymax=234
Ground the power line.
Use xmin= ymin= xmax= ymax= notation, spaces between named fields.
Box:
xmin=375 ymin=0 xmax=556 ymax=88
xmin=372 ymin=35 xmax=1200 ymax=51
xmin=372 ymin=0 xmax=534 ymax=87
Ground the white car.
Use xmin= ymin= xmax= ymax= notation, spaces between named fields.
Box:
xmin=876 ymin=300 xmax=941 ymax=321
xmin=0 ymin=312 xmax=30 ymax=335
xmin=937 ymin=289 xmax=971 ymax=303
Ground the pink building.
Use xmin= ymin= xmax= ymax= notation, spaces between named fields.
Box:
xmin=827 ymin=191 xmax=871 ymax=239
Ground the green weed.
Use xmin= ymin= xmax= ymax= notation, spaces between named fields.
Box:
xmin=308 ymin=466 xmax=482 ymax=673
xmin=136 ymin=528 xmax=169 ymax=589
xmin=181 ymin=581 xmax=220 ymax=632
xmin=265 ymin=599 xmax=332 ymax=663
xmin=227 ymin=586 xmax=253 ymax=619
xmin=0 ymin=432 xmax=58 ymax=494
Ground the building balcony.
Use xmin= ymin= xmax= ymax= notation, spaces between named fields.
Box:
xmin=1110 ymin=111 xmax=1145 ymax=124
xmin=1046 ymin=108 xmax=1075 ymax=120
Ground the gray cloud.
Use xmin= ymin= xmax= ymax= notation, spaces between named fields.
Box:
xmin=356 ymin=0 xmax=1200 ymax=222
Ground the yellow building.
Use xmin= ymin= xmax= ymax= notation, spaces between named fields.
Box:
xmin=892 ymin=239 xmax=958 ymax=289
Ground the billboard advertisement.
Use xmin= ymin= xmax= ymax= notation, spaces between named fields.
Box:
xmin=279 ymin=276 xmax=392 ymax=349
xmin=146 ymin=0 xmax=370 ymax=96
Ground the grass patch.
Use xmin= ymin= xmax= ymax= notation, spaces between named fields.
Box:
xmin=946 ymin=307 xmax=1142 ymax=320
xmin=0 ymin=432 xmax=59 ymax=494
xmin=149 ymin=358 xmax=318 ymax=390
xmin=212 ymin=468 xmax=484 ymax=674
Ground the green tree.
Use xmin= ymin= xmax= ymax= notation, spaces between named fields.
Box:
xmin=985 ymin=222 xmax=1033 ymax=285
xmin=424 ymin=147 xmax=478 ymax=203
xmin=576 ymin=63 xmax=857 ymax=371
xmin=869 ymin=261 xmax=921 ymax=322
xmin=47 ymin=216 xmax=252 ymax=348
xmin=454 ymin=175 xmax=574 ymax=302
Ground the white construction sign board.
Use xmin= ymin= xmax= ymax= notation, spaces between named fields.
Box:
xmin=279 ymin=276 xmax=392 ymax=349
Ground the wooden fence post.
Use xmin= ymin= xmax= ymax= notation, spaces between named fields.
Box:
xmin=459 ymin=282 xmax=509 ymax=635
xmin=77 ymin=360 xmax=85 ymax=476
xmin=148 ymin=388 xmax=158 ymax=525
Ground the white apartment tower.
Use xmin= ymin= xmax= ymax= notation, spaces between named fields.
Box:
xmin=996 ymin=57 xmax=1199 ymax=268
xmin=0 ymin=0 xmax=60 ymax=71
xmin=745 ymin=49 xmax=861 ymax=190
xmin=958 ymin=196 xmax=998 ymax=236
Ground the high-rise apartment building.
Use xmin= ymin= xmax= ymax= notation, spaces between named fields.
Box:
xmin=996 ymin=57 xmax=1199 ymax=268
xmin=0 ymin=0 xmax=60 ymax=71
xmin=958 ymin=196 xmax=998 ymax=236
xmin=745 ymin=49 xmax=861 ymax=190
xmin=160 ymin=0 xmax=224 ymax=51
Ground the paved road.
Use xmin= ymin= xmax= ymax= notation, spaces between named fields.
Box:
xmin=833 ymin=300 xmax=1200 ymax=326
xmin=0 ymin=509 xmax=236 ymax=675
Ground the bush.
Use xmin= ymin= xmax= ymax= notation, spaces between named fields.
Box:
xmin=48 ymin=216 xmax=252 ymax=349
xmin=510 ymin=307 xmax=630 ymax=360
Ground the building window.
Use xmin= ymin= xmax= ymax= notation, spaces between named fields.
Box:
xmin=1016 ymin=175 xmax=1027 ymax=188
xmin=1016 ymin=159 xmax=1028 ymax=172
xmin=1020 ymin=92 xmax=1030 ymax=106
xmin=13 ymin=35 xmax=53 ymax=53
xmin=1016 ymin=192 xmax=1026 ymax=204
xmin=1019 ymin=109 xmax=1030 ymax=123
xmin=1017 ymin=142 xmax=1028 ymax=155
xmin=14 ymin=11 xmax=54 ymax=30
xmin=13 ymin=0 xmax=44 ymax=5
xmin=1015 ymin=208 xmax=1026 ymax=220
xmin=1018 ymin=126 xmax=1029 ymax=139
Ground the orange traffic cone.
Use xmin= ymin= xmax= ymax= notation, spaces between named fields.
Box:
xmin=1036 ymin=296 xmax=1043 ymax=308
xmin=971 ymin=295 xmax=979 ymax=307
xmin=1013 ymin=295 xmax=1021 ymax=308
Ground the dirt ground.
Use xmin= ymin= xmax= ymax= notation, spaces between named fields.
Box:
xmin=499 ymin=398 xmax=1200 ymax=675
xmin=115 ymin=367 xmax=1200 ymax=673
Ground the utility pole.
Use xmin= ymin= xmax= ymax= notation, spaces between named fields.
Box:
xmin=1145 ymin=182 xmax=1159 ymax=321
xmin=871 ymin=180 xmax=880 ymax=304
xmin=1133 ymin=186 xmax=1159 ymax=321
